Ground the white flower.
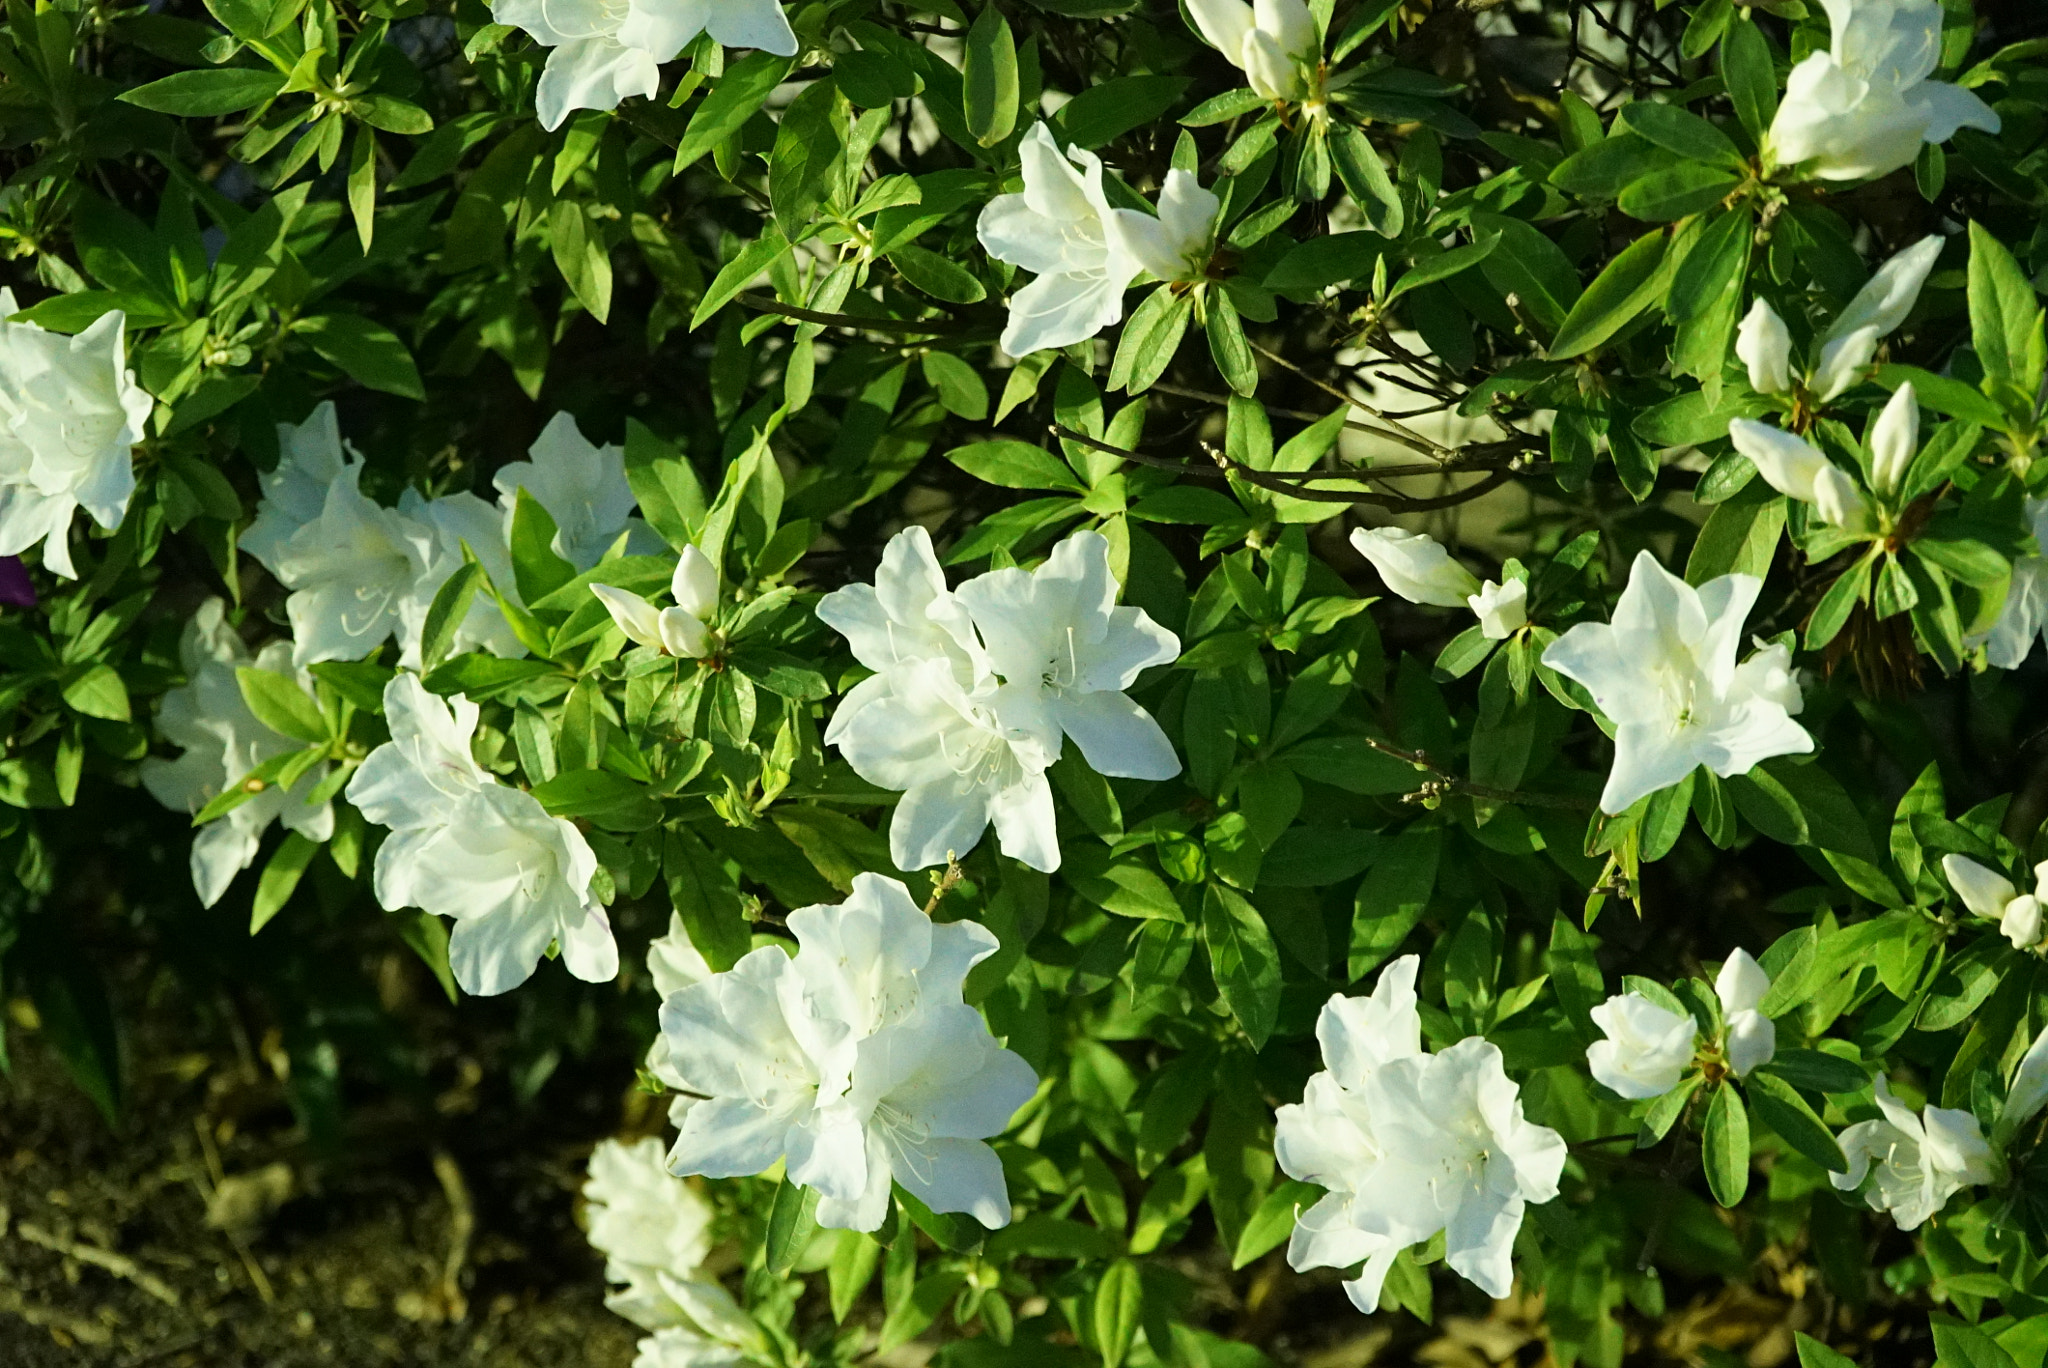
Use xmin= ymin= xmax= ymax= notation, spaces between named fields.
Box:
xmin=1831 ymin=1076 xmax=1997 ymax=1230
xmin=490 ymin=0 xmax=797 ymax=131
xmin=1736 ymin=299 xmax=1795 ymax=396
xmin=659 ymin=873 xmax=1039 ymax=1233
xmin=396 ymin=490 xmax=529 ymax=668
xmin=1274 ymin=956 xmax=1566 ymax=1312
xmin=1940 ymin=853 xmax=2048 ymax=950
xmin=1767 ymin=0 xmax=1999 ymax=183
xmin=1541 ymin=551 xmax=1814 ymax=814
xmin=1349 ymin=526 xmax=1482 ymax=608
xmin=1587 ymin=993 xmax=1696 ymax=1099
xmin=0 ymin=292 xmax=153 ymax=579
xmin=1868 ymin=382 xmax=1920 ymax=497
xmin=345 ymin=674 xmax=615 ymax=995
xmin=819 ymin=528 xmax=1179 ymax=873
xmin=140 ymin=599 xmax=334 ymax=908
xmin=1184 ymin=0 xmax=1320 ymax=102
xmin=1810 ymin=235 xmax=1944 ymax=402
xmin=592 ymin=545 xmax=719 ymax=658
xmin=2004 ymin=1023 xmax=2048 ymax=1142
xmin=585 ymin=1137 xmax=715 ymax=1329
xmin=1982 ymin=499 xmax=2048 ymax=669
xmin=633 ymin=1328 xmax=750 ymax=1368
xmin=265 ymin=463 xmax=438 ymax=667
xmin=494 ymin=412 xmax=660 ymax=569
xmin=1716 ymin=949 xmax=1776 ymax=1078
xmin=1112 ymin=170 xmax=1221 ymax=284
xmin=1810 ymin=463 xmax=1875 ymax=533
xmin=1468 ymin=579 xmax=1527 ymax=640
xmin=646 ymin=912 xmax=716 ymax=1101
xmin=1727 ymin=420 xmax=1873 ymax=531
xmin=241 ymin=403 xmax=352 ymax=578
xmin=952 ymin=529 xmax=1182 ymax=783
xmin=976 ymin=125 xmax=1142 ymax=357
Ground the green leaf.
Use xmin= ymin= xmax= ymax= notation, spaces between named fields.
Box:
xmin=1762 ymin=1048 xmax=1867 ymax=1095
xmin=1794 ymin=1333 xmax=1859 ymax=1368
xmin=1232 ymin=1179 xmax=1320 ymax=1268
xmin=294 ymin=313 xmax=426 ymax=398
xmin=947 ymin=439 xmax=1086 ymax=491
xmin=1474 ymin=213 xmax=1580 ymax=335
xmin=1066 ymin=849 xmax=1184 ymax=920
xmin=1265 ymin=232 xmax=1387 ymax=291
xmin=1201 ymin=883 xmax=1281 ymax=1047
xmin=769 ymin=79 xmax=845 ymax=231
xmin=1722 ymin=18 xmax=1778 ymax=142
xmin=1386 ymin=231 xmax=1500 ymax=301
xmin=889 ymin=243 xmax=987 ymax=303
xmin=765 ymin=1178 xmax=821 ymax=1276
xmin=1329 ymin=126 xmax=1403 ymax=237
xmin=1058 ymin=74 xmax=1190 ymax=150
xmin=120 ymin=66 xmax=285 ymax=115
xmin=665 ymin=826 xmax=752 ymax=970
xmin=676 ymin=52 xmax=793 ymax=172
xmin=1092 ymin=1260 xmax=1143 ymax=1368
xmin=922 ymin=349 xmax=990 ymax=420
xmin=1968 ymin=220 xmax=2046 ymax=395
xmin=962 ymin=7 xmax=1019 ymax=148
xmin=623 ymin=420 xmax=706 ymax=550
xmin=18 ymin=917 xmax=123 ymax=1125
xmin=549 ymin=200 xmax=612 ymax=324
xmin=1686 ymin=480 xmax=1785 ymax=583
xmin=250 ymin=831 xmax=319 ymax=933
xmin=419 ymin=561 xmax=486 ymax=674
xmin=352 ymin=95 xmax=433 ymax=135
xmin=1617 ymin=101 xmax=1742 ymax=166
xmin=1931 ymin=1316 xmax=2023 ymax=1368
xmin=1745 ymin=1071 xmax=1846 ymax=1171
xmin=1702 ymin=1081 xmax=1751 ymax=1206
xmin=1618 ymin=164 xmax=1742 ymax=222
xmin=508 ymin=487 xmax=578 ymax=604
xmin=1206 ymin=291 xmax=1257 ymax=396
xmin=1549 ymin=229 xmax=1669 ymax=358
xmin=60 ymin=663 xmax=129 ymax=722
xmin=1802 ymin=551 xmax=1874 ymax=651
xmin=1350 ymin=824 xmax=1440 ymax=977
xmin=236 ymin=666 xmax=327 ymax=744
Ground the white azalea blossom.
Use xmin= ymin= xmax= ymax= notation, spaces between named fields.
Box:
xmin=1468 ymin=579 xmax=1527 ymax=640
xmin=1831 ymin=1076 xmax=1997 ymax=1230
xmin=0 ymin=291 xmax=154 ymax=579
xmin=1184 ymin=0 xmax=1320 ymax=103
xmin=1587 ymin=993 xmax=1696 ymax=1099
xmin=2003 ymin=1023 xmax=2048 ymax=1145
xmin=1736 ymin=300 xmax=1795 ymax=396
xmin=1274 ymin=955 xmax=1566 ymax=1313
xmin=1981 ymin=499 xmax=2048 ymax=668
xmin=140 ymin=599 xmax=334 ymax=908
xmin=264 ymin=463 xmax=438 ymax=667
xmin=585 ymin=1136 xmax=716 ymax=1328
xmin=1541 ymin=551 xmax=1814 ymax=814
xmin=1349 ymin=525 xmax=1482 ymax=608
xmin=1940 ymin=853 xmax=2048 ymax=950
xmin=490 ymin=0 xmax=796 ymax=132
xmin=659 ymin=873 xmax=1039 ymax=1233
xmin=819 ymin=528 xmax=1179 ymax=873
xmin=345 ymin=674 xmax=615 ymax=996
xmin=241 ymin=403 xmax=352 ymax=576
xmin=495 ymin=412 xmax=659 ymax=569
xmin=593 ymin=545 xmax=719 ymax=658
xmin=1767 ymin=0 xmax=2000 ymax=183
xmin=1716 ymin=949 xmax=1776 ymax=1078
xmin=397 ymin=489 xmax=528 ymax=668
xmin=977 ymin=125 xmax=1141 ymax=357
xmin=1112 ymin=170 xmax=1221 ymax=283
xmin=1810 ymin=235 xmax=1944 ymax=402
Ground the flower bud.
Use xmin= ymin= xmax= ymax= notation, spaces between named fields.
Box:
xmin=1869 ymin=382 xmax=1920 ymax=497
xmin=1467 ymin=578 xmax=1527 ymax=639
xmin=1587 ymin=993 xmax=1696 ymax=1099
xmin=1811 ymin=463 xmax=1874 ymax=532
xmin=1728 ymin=419 xmax=1829 ymax=503
xmin=1735 ymin=299 xmax=1794 ymax=395
xmin=1349 ymin=526 xmax=1481 ymax=608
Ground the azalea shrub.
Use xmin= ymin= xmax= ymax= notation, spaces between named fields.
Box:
xmin=10 ymin=0 xmax=2048 ymax=1362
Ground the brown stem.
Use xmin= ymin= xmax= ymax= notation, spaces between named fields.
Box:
xmin=1359 ymin=734 xmax=1593 ymax=811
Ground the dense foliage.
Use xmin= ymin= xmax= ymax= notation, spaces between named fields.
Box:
xmin=6 ymin=0 xmax=2048 ymax=1363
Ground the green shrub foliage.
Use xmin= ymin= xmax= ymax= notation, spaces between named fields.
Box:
xmin=4 ymin=0 xmax=2048 ymax=1361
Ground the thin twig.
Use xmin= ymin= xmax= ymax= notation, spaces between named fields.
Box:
xmin=1359 ymin=735 xmax=1593 ymax=811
